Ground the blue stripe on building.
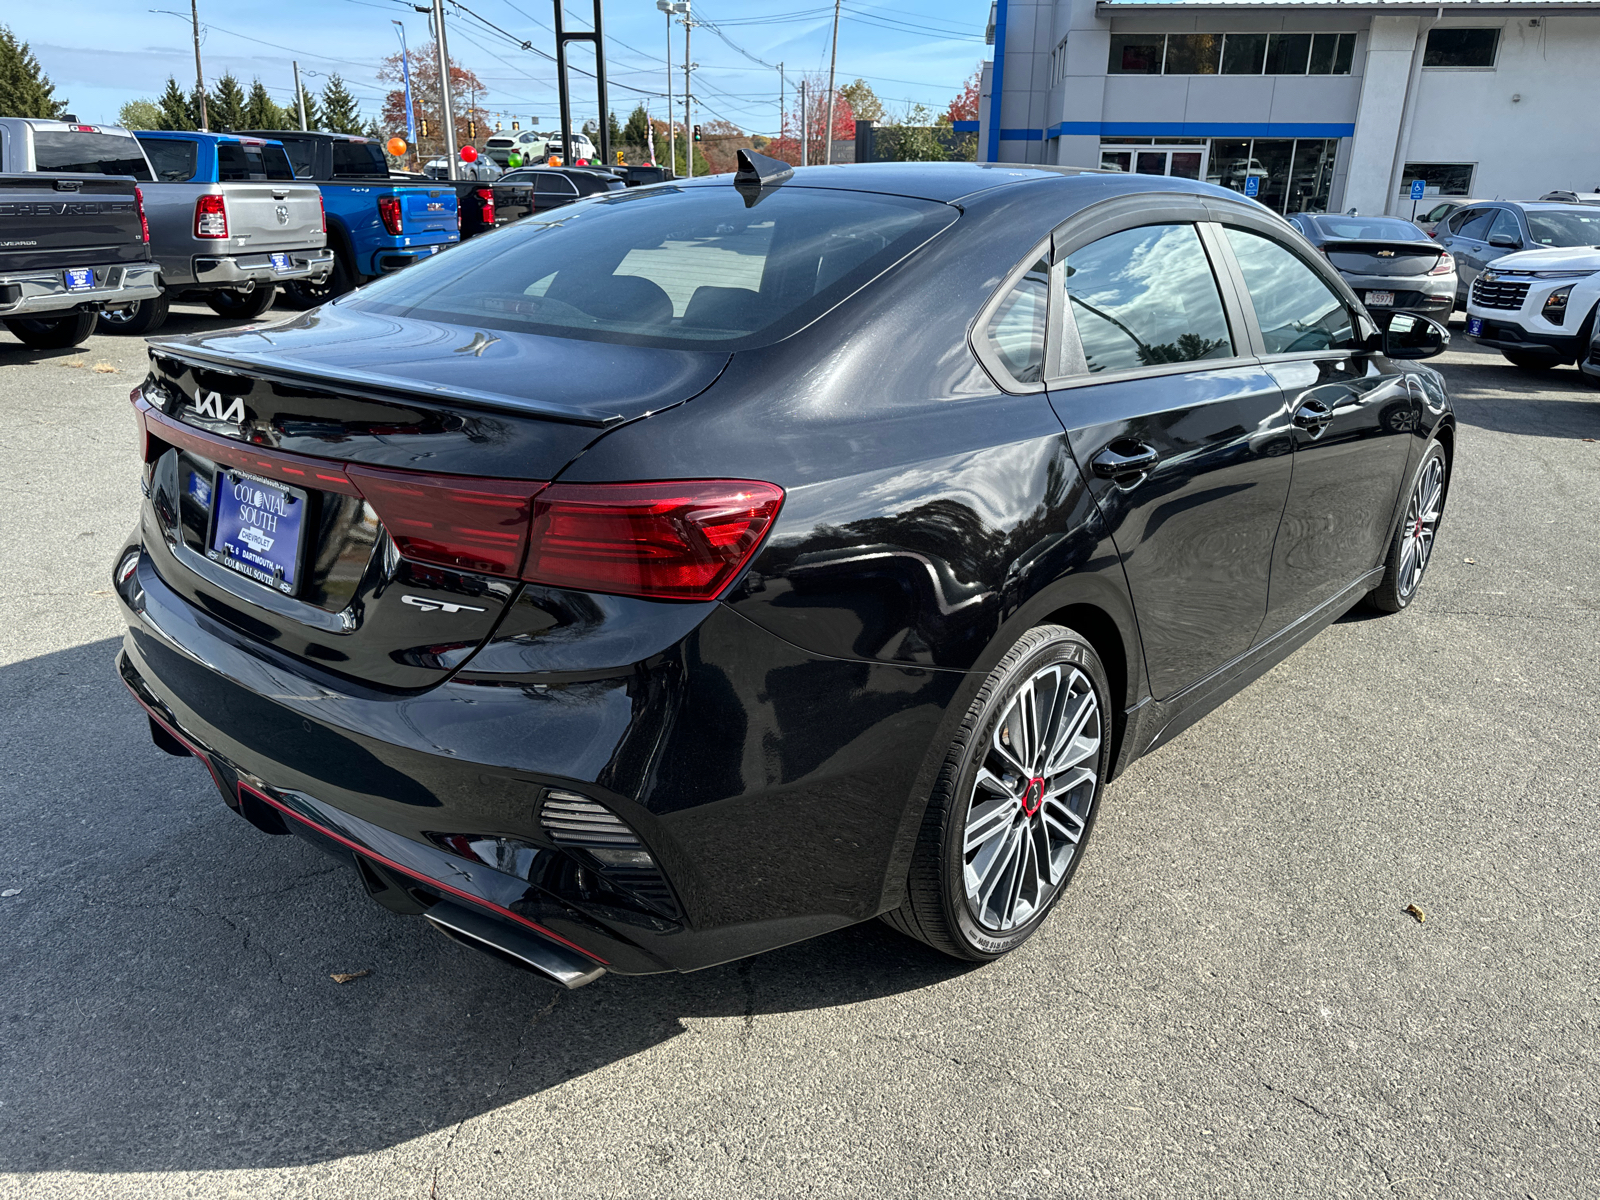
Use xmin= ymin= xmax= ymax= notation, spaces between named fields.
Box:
xmin=1043 ymin=122 xmax=1357 ymax=139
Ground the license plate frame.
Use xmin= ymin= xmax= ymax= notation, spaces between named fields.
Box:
xmin=63 ymin=267 xmax=95 ymax=291
xmin=1366 ymin=290 xmax=1396 ymax=307
xmin=269 ymin=252 xmax=293 ymax=273
xmin=1466 ymin=315 xmax=1484 ymax=337
xmin=206 ymin=470 xmax=310 ymax=595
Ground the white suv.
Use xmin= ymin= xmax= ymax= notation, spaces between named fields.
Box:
xmin=1465 ymin=243 xmax=1600 ymax=371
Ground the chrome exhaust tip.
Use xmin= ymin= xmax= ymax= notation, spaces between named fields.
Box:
xmin=423 ymin=900 xmax=605 ymax=989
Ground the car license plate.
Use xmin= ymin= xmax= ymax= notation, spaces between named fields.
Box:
xmin=207 ymin=471 xmax=308 ymax=594
xmin=1467 ymin=316 xmax=1484 ymax=337
xmin=63 ymin=267 xmax=94 ymax=291
xmin=1366 ymin=290 xmax=1395 ymax=307
xmin=269 ymin=252 xmax=293 ymax=273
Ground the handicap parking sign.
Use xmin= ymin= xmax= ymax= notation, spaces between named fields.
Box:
xmin=1411 ymin=178 xmax=1427 ymax=200
xmin=1244 ymin=176 xmax=1260 ymax=198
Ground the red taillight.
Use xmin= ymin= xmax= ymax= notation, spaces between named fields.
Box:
xmin=522 ymin=481 xmax=785 ymax=601
xmin=134 ymin=186 xmax=150 ymax=243
xmin=194 ymin=193 xmax=227 ymax=239
xmin=475 ymin=186 xmax=494 ymax=225
xmin=378 ymin=194 xmax=402 ymax=235
xmin=318 ymin=193 xmax=326 ymax=234
xmin=1429 ymin=251 xmax=1455 ymax=275
xmin=346 ymin=466 xmax=545 ymax=577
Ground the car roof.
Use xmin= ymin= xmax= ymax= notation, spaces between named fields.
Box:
xmin=234 ymin=130 xmax=371 ymax=143
xmin=136 ymin=130 xmax=285 ymax=146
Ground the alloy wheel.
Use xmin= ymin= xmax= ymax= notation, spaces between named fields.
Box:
xmin=963 ymin=662 xmax=1101 ymax=932
xmin=1399 ymin=455 xmax=1444 ymax=598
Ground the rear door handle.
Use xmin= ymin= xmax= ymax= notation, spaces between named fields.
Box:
xmin=1091 ymin=440 xmax=1160 ymax=480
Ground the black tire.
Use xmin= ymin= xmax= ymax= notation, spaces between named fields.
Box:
xmin=1365 ymin=440 xmax=1449 ymax=614
xmin=3 ymin=311 xmax=98 ymax=349
xmin=882 ymin=624 xmax=1113 ymax=962
xmin=1501 ymin=349 xmax=1561 ymax=371
xmin=96 ymin=291 xmax=170 ymax=336
xmin=279 ymin=248 xmax=355 ymax=310
xmin=205 ymin=286 xmax=277 ymax=320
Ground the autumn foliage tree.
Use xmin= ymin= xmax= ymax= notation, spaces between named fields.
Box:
xmin=377 ymin=45 xmax=486 ymax=161
xmin=946 ymin=65 xmax=981 ymax=123
xmin=764 ymin=77 xmax=855 ymax=167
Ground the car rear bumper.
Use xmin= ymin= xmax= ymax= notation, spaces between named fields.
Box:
xmin=362 ymin=241 xmax=455 ymax=276
xmin=192 ymin=248 xmax=335 ymax=288
xmin=114 ymin=539 xmax=962 ymax=976
xmin=0 ymin=262 xmax=161 ymax=318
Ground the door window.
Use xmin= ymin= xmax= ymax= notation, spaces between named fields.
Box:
xmin=1062 ymin=224 xmax=1234 ymax=375
xmin=984 ymin=258 xmax=1049 ymax=384
xmin=331 ymin=140 xmax=387 ymax=177
xmin=1448 ymin=208 xmax=1493 ymax=239
xmin=534 ymin=173 xmax=579 ymax=195
xmin=1223 ymin=227 xmax=1358 ymax=355
xmin=1486 ymin=209 xmax=1522 ymax=244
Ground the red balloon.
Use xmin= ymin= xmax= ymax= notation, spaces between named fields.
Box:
xmin=461 ymin=145 xmax=479 ymax=163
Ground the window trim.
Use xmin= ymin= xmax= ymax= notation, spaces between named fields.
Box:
xmin=1422 ymin=26 xmax=1501 ymax=70
xmin=969 ymin=233 xmax=1056 ymax=394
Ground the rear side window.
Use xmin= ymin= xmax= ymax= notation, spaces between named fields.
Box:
xmin=217 ymin=142 xmax=273 ymax=181
xmin=1223 ymin=227 xmax=1358 ymax=355
xmin=331 ymin=140 xmax=387 ymax=177
xmin=534 ymin=173 xmax=578 ymax=195
xmin=139 ymin=137 xmax=197 ymax=182
xmin=344 ymin=185 xmax=955 ymax=349
xmin=1486 ymin=209 xmax=1522 ymax=243
xmin=1063 ymin=224 xmax=1234 ymax=374
xmin=985 ymin=258 xmax=1048 ymax=384
xmin=32 ymin=131 xmax=153 ymax=181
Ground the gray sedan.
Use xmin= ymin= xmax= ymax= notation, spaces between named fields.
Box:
xmin=1288 ymin=214 xmax=1457 ymax=326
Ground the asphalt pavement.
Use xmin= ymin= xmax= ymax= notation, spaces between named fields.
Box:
xmin=1 ymin=305 xmax=1596 ymax=1199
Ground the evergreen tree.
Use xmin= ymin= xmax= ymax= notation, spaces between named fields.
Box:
xmin=118 ymin=99 xmax=162 ymax=131
xmin=243 ymin=78 xmax=286 ymax=130
xmin=0 ymin=25 xmax=68 ymax=119
xmin=157 ymin=76 xmax=196 ymax=131
xmin=607 ymin=110 xmax=623 ymax=156
xmin=209 ymin=72 xmax=246 ymax=132
xmin=287 ymin=81 xmax=321 ymax=131
xmin=319 ymin=72 xmax=363 ymax=135
xmin=363 ymin=117 xmax=384 ymax=142
xmin=621 ymin=103 xmax=650 ymax=151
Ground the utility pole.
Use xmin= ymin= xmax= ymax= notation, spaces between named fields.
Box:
xmin=799 ymin=79 xmax=807 ymax=167
xmin=823 ymin=0 xmax=841 ymax=164
xmin=778 ymin=62 xmax=785 ymax=148
xmin=657 ymin=0 xmax=675 ymax=174
xmin=292 ymin=61 xmax=307 ymax=131
xmin=190 ymin=0 xmax=209 ymax=132
xmin=683 ymin=5 xmax=693 ymax=179
xmin=431 ymin=0 xmax=458 ymax=179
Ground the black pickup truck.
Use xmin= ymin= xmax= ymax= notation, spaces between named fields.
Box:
xmin=0 ymin=167 xmax=162 ymax=349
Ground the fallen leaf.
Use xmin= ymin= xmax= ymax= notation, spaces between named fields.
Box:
xmin=1584 ymin=438 xmax=1596 ymax=443
xmin=91 ymin=363 xmax=117 ymax=374
xmin=1 ymin=888 xmax=20 ymax=898
xmin=330 ymin=969 xmax=371 ymax=984
xmin=1404 ymin=903 xmax=1426 ymax=924
xmin=62 ymin=358 xmax=85 ymax=369
xmin=1463 ymin=558 xmax=1476 ymax=565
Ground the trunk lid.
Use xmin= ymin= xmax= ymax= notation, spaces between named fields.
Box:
xmin=136 ymin=305 xmax=728 ymax=689
xmin=0 ymin=173 xmax=147 ymax=273
xmin=1324 ymin=239 xmax=1444 ymax=277
xmin=217 ymin=181 xmax=325 ymax=252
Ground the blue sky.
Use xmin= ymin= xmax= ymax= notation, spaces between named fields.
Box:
xmin=12 ymin=1 xmax=989 ymax=137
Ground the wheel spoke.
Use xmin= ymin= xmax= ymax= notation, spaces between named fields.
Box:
xmin=965 ymin=796 xmax=1013 ymax=853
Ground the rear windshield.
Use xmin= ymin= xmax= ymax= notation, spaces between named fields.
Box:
xmin=279 ymin=140 xmax=315 ymax=178
xmin=1525 ymin=209 xmax=1600 ymax=248
xmin=218 ymin=142 xmax=295 ymax=182
xmin=1312 ymin=217 xmax=1426 ymax=241
xmin=344 ymin=184 xmax=956 ymax=349
xmin=32 ymin=130 xmax=153 ymax=181
xmin=331 ymin=140 xmax=388 ymax=178
xmin=139 ymin=137 xmax=198 ymax=183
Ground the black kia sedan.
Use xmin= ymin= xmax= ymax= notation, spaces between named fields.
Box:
xmin=114 ymin=157 xmax=1455 ymax=986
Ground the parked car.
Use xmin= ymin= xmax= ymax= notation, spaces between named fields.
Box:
xmin=1580 ymin=315 xmax=1600 ymax=388
xmin=1287 ymin=213 xmax=1456 ymax=326
xmin=114 ymin=159 xmax=1454 ymax=985
xmin=1464 ymin=240 xmax=1600 ymax=370
xmin=1414 ymin=197 xmax=1486 ymax=236
xmin=1538 ymin=190 xmax=1600 ymax=206
xmin=484 ymin=128 xmax=548 ymax=166
xmin=1436 ymin=200 xmax=1600 ymax=305
xmin=0 ymin=118 xmax=162 ymax=349
xmin=91 ymin=131 xmax=333 ymax=335
xmin=235 ymin=130 xmax=458 ymax=307
xmin=422 ymin=156 xmax=502 ymax=182
xmin=492 ymin=165 xmax=624 ymax=224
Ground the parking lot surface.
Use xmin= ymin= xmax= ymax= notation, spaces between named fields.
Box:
xmin=1 ymin=308 xmax=1596 ymax=1199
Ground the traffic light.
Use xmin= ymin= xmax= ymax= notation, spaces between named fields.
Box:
xmin=693 ymin=124 xmax=702 ymax=143
xmin=495 ymin=121 xmax=502 ymax=132
xmin=419 ymin=117 xmax=429 ymax=138
xmin=467 ymin=119 xmax=477 ymax=140
xmin=616 ymin=150 xmax=625 ymax=165
xmin=511 ymin=120 xmax=519 ymax=131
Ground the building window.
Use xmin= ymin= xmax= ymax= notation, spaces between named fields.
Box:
xmin=1401 ymin=163 xmax=1475 ymax=197
xmin=1423 ymin=28 xmax=1499 ymax=67
xmin=1111 ymin=32 xmax=1356 ymax=76
xmin=1050 ymin=36 xmax=1070 ymax=86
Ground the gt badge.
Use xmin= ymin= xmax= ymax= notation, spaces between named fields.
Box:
xmin=402 ymin=595 xmax=486 ymax=613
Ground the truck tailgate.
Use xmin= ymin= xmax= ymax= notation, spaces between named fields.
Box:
xmin=219 ymin=182 xmax=325 ymax=252
xmin=0 ymin=173 xmax=148 ymax=274
xmin=397 ymin=186 xmax=457 ymax=235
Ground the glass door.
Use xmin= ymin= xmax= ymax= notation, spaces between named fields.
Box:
xmin=1101 ymin=145 xmax=1209 ymax=180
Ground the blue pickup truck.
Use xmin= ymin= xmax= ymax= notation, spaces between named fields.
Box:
xmin=235 ymin=130 xmax=457 ymax=307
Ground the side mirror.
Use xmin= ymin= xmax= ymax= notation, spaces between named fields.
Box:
xmin=1380 ymin=312 xmax=1450 ymax=360
xmin=1487 ymin=233 xmax=1522 ymax=249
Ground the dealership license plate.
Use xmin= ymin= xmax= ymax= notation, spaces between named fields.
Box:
xmin=207 ymin=471 xmax=308 ymax=594
xmin=1467 ymin=316 xmax=1484 ymax=337
xmin=269 ymin=252 xmax=293 ymax=273
xmin=1366 ymin=290 xmax=1395 ymax=307
xmin=63 ymin=267 xmax=94 ymax=291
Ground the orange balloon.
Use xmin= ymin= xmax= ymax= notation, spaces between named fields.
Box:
xmin=386 ymin=137 xmax=407 ymax=157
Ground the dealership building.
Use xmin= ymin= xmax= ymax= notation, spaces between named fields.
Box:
xmin=977 ymin=0 xmax=1600 ymax=216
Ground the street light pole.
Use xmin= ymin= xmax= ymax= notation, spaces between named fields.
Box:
xmin=190 ymin=0 xmax=209 ymax=132
xmin=431 ymin=0 xmax=458 ymax=180
xmin=292 ymin=60 xmax=307 ymax=131
xmin=683 ymin=5 xmax=692 ymax=179
xmin=657 ymin=1 xmax=674 ymax=173
xmin=823 ymin=0 xmax=841 ymax=164
xmin=799 ymin=79 xmax=807 ymax=167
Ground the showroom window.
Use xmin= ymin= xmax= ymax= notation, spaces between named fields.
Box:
xmin=1108 ymin=31 xmax=1354 ymax=75
xmin=1423 ymin=28 xmax=1499 ymax=67
xmin=1401 ymin=163 xmax=1475 ymax=197
xmin=1062 ymin=225 xmax=1235 ymax=375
